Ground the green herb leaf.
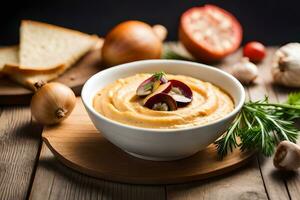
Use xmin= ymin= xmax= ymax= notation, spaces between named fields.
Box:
xmin=215 ymin=93 xmax=300 ymax=158
xmin=162 ymin=50 xmax=192 ymax=61
xmin=153 ymin=71 xmax=166 ymax=81
xmin=143 ymin=82 xmax=153 ymax=91
xmin=287 ymin=92 xmax=300 ymax=106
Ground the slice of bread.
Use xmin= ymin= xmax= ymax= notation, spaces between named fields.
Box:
xmin=2 ymin=37 xmax=103 ymax=90
xmin=1 ymin=21 xmax=102 ymax=90
xmin=18 ymin=20 xmax=98 ymax=71
xmin=3 ymin=63 xmax=66 ymax=90
xmin=0 ymin=46 xmax=18 ymax=74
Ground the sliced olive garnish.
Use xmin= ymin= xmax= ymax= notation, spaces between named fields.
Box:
xmin=144 ymin=93 xmax=177 ymax=111
xmin=143 ymin=82 xmax=172 ymax=105
xmin=170 ymin=94 xmax=192 ymax=104
xmin=137 ymin=73 xmax=194 ymax=111
xmin=136 ymin=72 xmax=167 ymax=96
xmin=168 ymin=80 xmax=193 ymax=105
xmin=136 ymin=77 xmax=155 ymax=96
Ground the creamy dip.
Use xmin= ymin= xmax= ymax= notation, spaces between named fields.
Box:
xmin=93 ymin=74 xmax=234 ymax=129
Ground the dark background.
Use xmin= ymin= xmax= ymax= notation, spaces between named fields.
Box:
xmin=1 ymin=0 xmax=300 ymax=46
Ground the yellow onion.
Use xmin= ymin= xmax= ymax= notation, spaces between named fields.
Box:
xmin=102 ymin=21 xmax=167 ymax=66
xmin=30 ymin=82 xmax=76 ymax=125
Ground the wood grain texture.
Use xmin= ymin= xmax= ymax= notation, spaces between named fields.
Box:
xmin=0 ymin=106 xmax=42 ymax=199
xmin=17 ymin=44 xmax=299 ymax=199
xmin=41 ymin=98 xmax=253 ymax=185
xmin=166 ymin=46 xmax=275 ymax=200
xmin=167 ymin=160 xmax=268 ymax=200
xmin=0 ymin=49 xmax=103 ymax=105
xmin=166 ymin=93 xmax=268 ymax=199
xmin=273 ymin=69 xmax=300 ymax=200
xmin=29 ymin=144 xmax=165 ymax=200
xmin=247 ymin=48 xmax=291 ymax=200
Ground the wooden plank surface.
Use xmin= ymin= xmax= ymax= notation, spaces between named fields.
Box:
xmin=165 ymin=47 xmax=294 ymax=200
xmin=167 ymin=61 xmax=268 ymax=200
xmin=29 ymin=144 xmax=166 ymax=200
xmin=167 ymin=160 xmax=268 ymax=200
xmin=0 ymin=106 xmax=42 ymax=199
xmin=275 ymin=79 xmax=300 ymax=200
xmin=248 ymin=48 xmax=291 ymax=200
xmin=1 ymin=46 xmax=300 ymax=200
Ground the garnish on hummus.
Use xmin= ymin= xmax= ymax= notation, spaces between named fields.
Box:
xmin=93 ymin=72 xmax=234 ymax=129
xmin=136 ymin=72 xmax=168 ymax=96
xmin=137 ymin=72 xmax=193 ymax=111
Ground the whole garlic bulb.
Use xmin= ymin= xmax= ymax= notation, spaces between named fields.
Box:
xmin=231 ymin=57 xmax=258 ymax=85
xmin=272 ymin=43 xmax=300 ymax=87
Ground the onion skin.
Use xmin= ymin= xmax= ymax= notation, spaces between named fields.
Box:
xmin=102 ymin=21 xmax=164 ymax=66
xmin=30 ymin=82 xmax=76 ymax=125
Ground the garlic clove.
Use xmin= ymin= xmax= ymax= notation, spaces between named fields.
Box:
xmin=272 ymin=43 xmax=300 ymax=87
xmin=230 ymin=57 xmax=258 ymax=85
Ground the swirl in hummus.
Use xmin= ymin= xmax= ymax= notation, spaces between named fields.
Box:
xmin=93 ymin=74 xmax=234 ymax=129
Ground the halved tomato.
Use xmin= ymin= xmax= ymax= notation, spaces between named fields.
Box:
xmin=179 ymin=4 xmax=243 ymax=62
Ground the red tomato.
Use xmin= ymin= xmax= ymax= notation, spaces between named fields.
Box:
xmin=179 ymin=4 xmax=243 ymax=62
xmin=243 ymin=41 xmax=266 ymax=62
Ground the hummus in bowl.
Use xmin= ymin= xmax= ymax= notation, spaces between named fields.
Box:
xmin=81 ymin=60 xmax=245 ymax=161
xmin=93 ymin=74 xmax=234 ymax=129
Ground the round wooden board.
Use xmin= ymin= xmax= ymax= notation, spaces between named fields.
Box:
xmin=42 ymin=99 xmax=254 ymax=185
xmin=0 ymin=49 xmax=103 ymax=105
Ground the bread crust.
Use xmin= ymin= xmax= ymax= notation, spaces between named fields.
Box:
xmin=0 ymin=45 xmax=18 ymax=51
xmin=2 ymin=63 xmax=65 ymax=74
xmin=0 ymin=22 xmax=101 ymax=90
xmin=19 ymin=20 xmax=99 ymax=71
xmin=22 ymin=20 xmax=94 ymax=39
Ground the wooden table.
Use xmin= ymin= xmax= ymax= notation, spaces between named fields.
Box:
xmin=1 ymin=47 xmax=300 ymax=200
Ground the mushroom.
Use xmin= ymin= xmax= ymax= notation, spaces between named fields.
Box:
xmin=273 ymin=140 xmax=300 ymax=171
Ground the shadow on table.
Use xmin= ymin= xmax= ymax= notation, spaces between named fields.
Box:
xmin=270 ymin=169 xmax=299 ymax=182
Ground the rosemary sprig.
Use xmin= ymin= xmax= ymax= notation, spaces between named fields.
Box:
xmin=215 ymin=93 xmax=300 ymax=158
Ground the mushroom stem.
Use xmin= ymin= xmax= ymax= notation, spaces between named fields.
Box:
xmin=273 ymin=141 xmax=300 ymax=170
xmin=56 ymin=108 xmax=66 ymax=119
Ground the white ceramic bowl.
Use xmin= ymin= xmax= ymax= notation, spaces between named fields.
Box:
xmin=81 ymin=60 xmax=245 ymax=161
